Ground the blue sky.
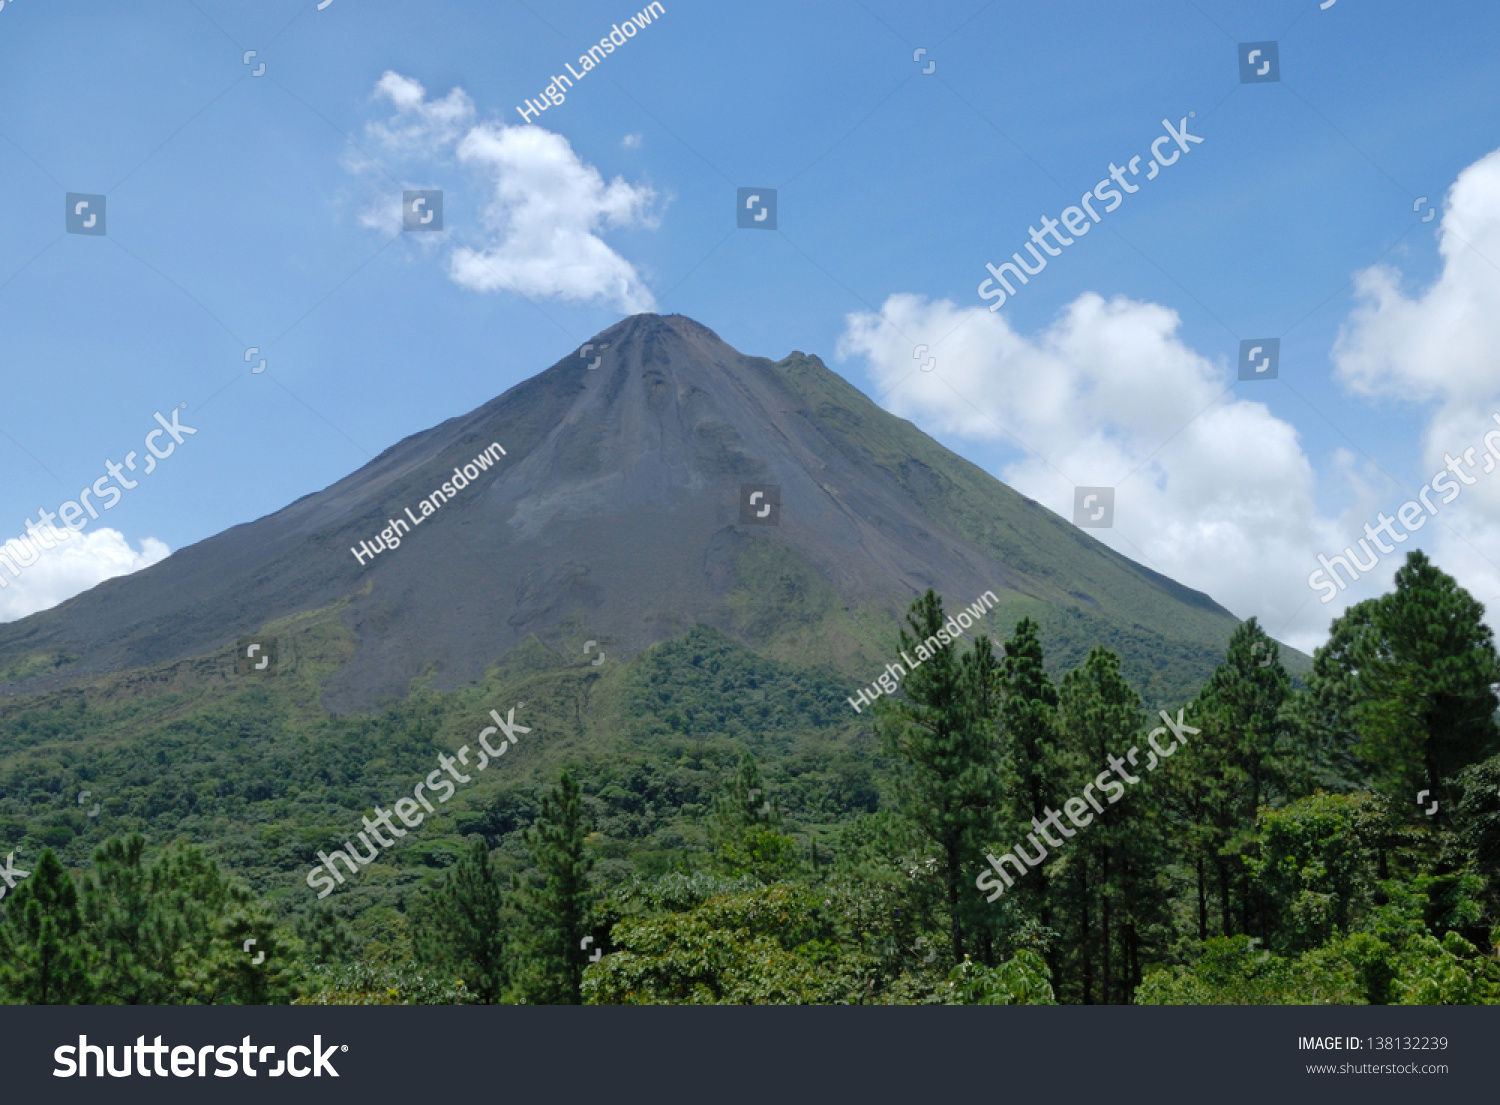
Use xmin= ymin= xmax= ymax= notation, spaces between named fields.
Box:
xmin=2 ymin=0 xmax=1499 ymax=651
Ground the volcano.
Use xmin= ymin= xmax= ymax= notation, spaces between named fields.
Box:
xmin=0 ymin=314 xmax=1241 ymax=710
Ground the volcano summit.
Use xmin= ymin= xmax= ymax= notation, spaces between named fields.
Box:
xmin=0 ymin=314 xmax=1240 ymax=710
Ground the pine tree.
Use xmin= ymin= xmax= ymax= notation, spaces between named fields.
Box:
xmin=996 ymin=617 xmax=1067 ymax=970
xmin=81 ymin=835 xmax=155 ymax=1003
xmin=415 ymin=838 xmax=509 ymax=1004
xmin=1312 ymin=551 xmax=1500 ymax=808
xmin=710 ymin=750 xmax=776 ymax=839
xmin=876 ymin=590 xmax=1003 ymax=965
xmin=294 ymin=906 xmax=355 ymax=967
xmin=195 ymin=908 xmax=302 ymax=1006
xmin=516 ymin=771 xmax=594 ymax=1004
xmin=83 ymin=836 xmax=244 ymax=1003
xmin=0 ymin=850 xmax=92 ymax=1004
xmin=1176 ymin=619 xmax=1292 ymax=939
xmin=1054 ymin=647 xmax=1163 ymax=1004
xmin=82 ymin=836 xmax=296 ymax=1005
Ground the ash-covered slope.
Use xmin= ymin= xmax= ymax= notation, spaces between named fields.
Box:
xmin=0 ymin=314 xmax=1240 ymax=710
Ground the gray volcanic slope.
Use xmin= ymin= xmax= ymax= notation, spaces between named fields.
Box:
xmin=0 ymin=314 xmax=1240 ymax=710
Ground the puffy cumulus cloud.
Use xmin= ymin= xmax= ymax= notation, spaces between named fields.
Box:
xmin=1332 ymin=144 xmax=1500 ymax=616
xmin=1334 ymin=147 xmax=1500 ymax=405
xmin=352 ymin=71 xmax=658 ymax=312
xmin=449 ymin=123 xmax=657 ymax=311
xmin=0 ymin=528 xmax=169 ymax=623
xmin=837 ymin=149 xmax=1500 ymax=649
xmin=838 ymin=293 xmax=1352 ymax=651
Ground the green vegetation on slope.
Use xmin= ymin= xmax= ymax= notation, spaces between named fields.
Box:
xmin=2 ymin=550 xmax=1494 ymax=1005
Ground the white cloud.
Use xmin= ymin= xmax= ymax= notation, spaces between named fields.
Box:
xmin=1332 ymin=144 xmax=1500 ymax=617
xmin=1334 ymin=148 xmax=1500 ymax=405
xmin=838 ymin=293 xmax=1353 ymax=651
xmin=353 ymin=71 xmax=658 ymax=313
xmin=838 ymin=146 xmax=1500 ymax=651
xmin=0 ymin=528 xmax=169 ymax=623
xmin=622 ymin=133 xmax=643 ymax=149
xmin=449 ymin=123 xmax=658 ymax=311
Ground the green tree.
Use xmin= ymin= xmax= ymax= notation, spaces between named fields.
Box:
xmin=294 ymin=906 xmax=356 ymax=967
xmin=1054 ymin=647 xmax=1164 ymax=1004
xmin=818 ymin=810 xmax=947 ymax=1003
xmin=80 ymin=835 xmax=156 ymax=1003
xmin=1178 ymin=619 xmax=1293 ymax=938
xmin=945 ymin=948 xmax=1057 ymax=1005
xmin=996 ymin=617 xmax=1068 ymax=971
xmin=415 ymin=838 xmax=509 ymax=1004
xmin=1452 ymin=752 xmax=1500 ymax=924
xmin=876 ymin=590 xmax=1003 ymax=966
xmin=81 ymin=835 xmax=294 ymax=1004
xmin=194 ymin=907 xmax=302 ymax=1005
xmin=583 ymin=885 xmax=842 ymax=1005
xmin=516 ymin=771 xmax=594 ymax=1004
xmin=708 ymin=751 xmax=800 ymax=881
xmin=1311 ymin=551 xmax=1500 ymax=806
xmin=296 ymin=961 xmax=471 ymax=1005
xmin=0 ymin=850 xmax=92 ymax=1004
xmin=1392 ymin=930 xmax=1500 ymax=1004
xmin=1246 ymin=791 xmax=1388 ymax=953
xmin=1136 ymin=934 xmax=1368 ymax=1005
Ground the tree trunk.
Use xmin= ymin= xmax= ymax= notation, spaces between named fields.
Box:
xmin=1239 ymin=863 xmax=1251 ymax=937
xmin=1080 ymin=859 xmax=1094 ymax=1005
xmin=1101 ymin=847 xmax=1112 ymax=1005
xmin=1196 ymin=853 xmax=1208 ymax=942
xmin=946 ymin=832 xmax=964 ymax=964
xmin=1216 ymin=852 xmax=1232 ymax=935
xmin=1041 ymin=892 xmax=1060 ymax=992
